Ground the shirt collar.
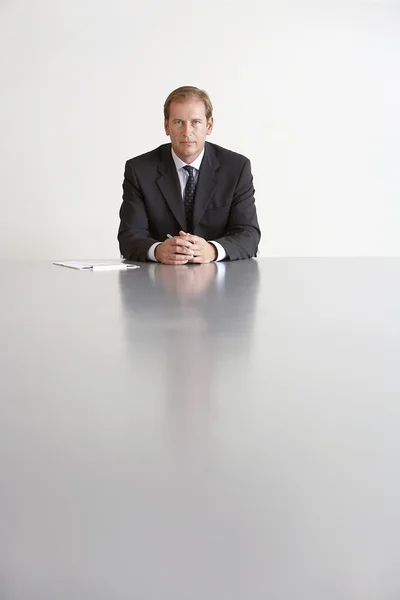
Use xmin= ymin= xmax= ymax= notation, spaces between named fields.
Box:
xmin=171 ymin=146 xmax=205 ymax=172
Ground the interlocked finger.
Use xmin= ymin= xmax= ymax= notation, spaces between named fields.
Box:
xmin=165 ymin=256 xmax=189 ymax=264
xmin=189 ymin=255 xmax=207 ymax=264
xmin=172 ymin=239 xmax=194 ymax=255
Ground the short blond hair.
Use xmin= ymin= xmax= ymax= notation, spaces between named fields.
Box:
xmin=164 ymin=86 xmax=213 ymax=120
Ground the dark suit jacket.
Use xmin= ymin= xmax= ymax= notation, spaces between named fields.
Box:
xmin=118 ymin=141 xmax=261 ymax=262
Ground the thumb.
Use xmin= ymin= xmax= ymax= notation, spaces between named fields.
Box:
xmin=179 ymin=230 xmax=187 ymax=236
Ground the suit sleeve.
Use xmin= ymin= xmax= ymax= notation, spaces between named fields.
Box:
xmin=214 ymin=159 xmax=261 ymax=260
xmin=118 ymin=161 xmax=159 ymax=261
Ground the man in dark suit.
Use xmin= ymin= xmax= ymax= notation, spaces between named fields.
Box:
xmin=118 ymin=86 xmax=261 ymax=264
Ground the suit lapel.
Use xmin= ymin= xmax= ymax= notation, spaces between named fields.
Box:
xmin=193 ymin=142 xmax=219 ymax=230
xmin=156 ymin=145 xmax=186 ymax=230
xmin=155 ymin=142 xmax=220 ymax=233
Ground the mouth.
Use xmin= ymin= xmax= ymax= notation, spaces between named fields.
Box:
xmin=182 ymin=141 xmax=195 ymax=145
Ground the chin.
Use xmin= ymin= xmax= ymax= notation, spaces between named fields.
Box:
xmin=181 ymin=150 xmax=195 ymax=157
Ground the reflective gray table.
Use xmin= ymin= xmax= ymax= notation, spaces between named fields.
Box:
xmin=1 ymin=258 xmax=399 ymax=600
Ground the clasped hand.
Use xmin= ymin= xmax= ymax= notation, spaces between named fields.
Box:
xmin=155 ymin=231 xmax=217 ymax=265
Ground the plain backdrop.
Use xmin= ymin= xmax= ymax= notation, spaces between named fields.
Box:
xmin=1 ymin=0 xmax=399 ymax=260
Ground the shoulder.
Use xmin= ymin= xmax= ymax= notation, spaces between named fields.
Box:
xmin=125 ymin=144 xmax=170 ymax=168
xmin=205 ymin=142 xmax=250 ymax=167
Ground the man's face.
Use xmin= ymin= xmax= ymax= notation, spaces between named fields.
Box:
xmin=164 ymin=99 xmax=213 ymax=164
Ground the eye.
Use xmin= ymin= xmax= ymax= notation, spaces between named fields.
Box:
xmin=193 ymin=120 xmax=201 ymax=125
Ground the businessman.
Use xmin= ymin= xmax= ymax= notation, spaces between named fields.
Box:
xmin=118 ymin=86 xmax=261 ymax=264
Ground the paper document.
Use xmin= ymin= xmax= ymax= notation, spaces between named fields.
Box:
xmin=53 ymin=260 xmax=139 ymax=271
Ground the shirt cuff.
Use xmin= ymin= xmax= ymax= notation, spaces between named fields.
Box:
xmin=209 ymin=241 xmax=226 ymax=262
xmin=148 ymin=242 xmax=162 ymax=262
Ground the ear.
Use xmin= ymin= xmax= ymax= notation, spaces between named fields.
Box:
xmin=206 ymin=116 xmax=214 ymax=135
xmin=164 ymin=119 xmax=170 ymax=136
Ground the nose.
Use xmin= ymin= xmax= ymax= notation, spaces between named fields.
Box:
xmin=182 ymin=121 xmax=193 ymax=138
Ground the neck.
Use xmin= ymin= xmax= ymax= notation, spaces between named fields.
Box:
xmin=173 ymin=146 xmax=204 ymax=164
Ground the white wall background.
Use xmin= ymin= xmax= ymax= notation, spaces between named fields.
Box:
xmin=1 ymin=0 xmax=399 ymax=260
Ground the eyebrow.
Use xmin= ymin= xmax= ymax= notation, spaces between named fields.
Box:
xmin=172 ymin=118 xmax=203 ymax=122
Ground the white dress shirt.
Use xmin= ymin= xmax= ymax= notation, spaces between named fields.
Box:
xmin=147 ymin=148 xmax=226 ymax=262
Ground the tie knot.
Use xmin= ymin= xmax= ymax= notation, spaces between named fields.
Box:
xmin=183 ymin=165 xmax=195 ymax=177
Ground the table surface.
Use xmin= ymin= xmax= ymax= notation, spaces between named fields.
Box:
xmin=0 ymin=258 xmax=399 ymax=600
